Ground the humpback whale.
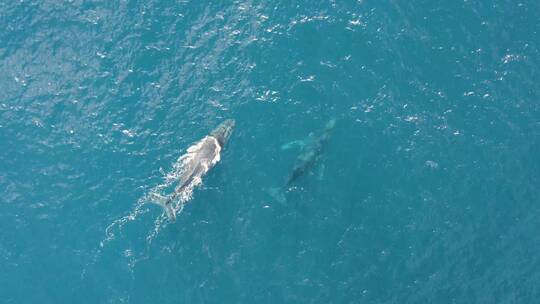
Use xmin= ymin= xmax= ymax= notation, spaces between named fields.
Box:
xmin=151 ymin=119 xmax=235 ymax=221
xmin=284 ymin=118 xmax=337 ymax=187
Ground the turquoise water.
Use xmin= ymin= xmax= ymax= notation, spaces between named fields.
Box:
xmin=1 ymin=1 xmax=540 ymax=303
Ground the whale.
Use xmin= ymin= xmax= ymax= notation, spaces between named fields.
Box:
xmin=267 ymin=118 xmax=336 ymax=203
xmin=284 ymin=118 xmax=336 ymax=186
xmin=151 ymin=119 xmax=235 ymax=221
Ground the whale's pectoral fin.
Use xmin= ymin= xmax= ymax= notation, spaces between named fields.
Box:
xmin=317 ymin=163 xmax=326 ymax=181
xmin=282 ymin=132 xmax=317 ymax=150
xmin=149 ymin=192 xmax=167 ymax=205
xmin=281 ymin=139 xmax=305 ymax=150
xmin=149 ymin=193 xmax=176 ymax=222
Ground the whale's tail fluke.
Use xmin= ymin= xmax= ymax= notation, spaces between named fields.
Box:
xmin=149 ymin=193 xmax=176 ymax=222
xmin=266 ymin=187 xmax=287 ymax=205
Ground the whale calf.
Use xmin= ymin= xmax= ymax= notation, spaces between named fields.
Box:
xmin=151 ymin=119 xmax=235 ymax=221
xmin=284 ymin=118 xmax=336 ymax=186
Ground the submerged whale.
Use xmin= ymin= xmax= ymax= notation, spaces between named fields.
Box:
xmin=151 ymin=119 xmax=235 ymax=221
xmin=284 ymin=118 xmax=337 ymax=186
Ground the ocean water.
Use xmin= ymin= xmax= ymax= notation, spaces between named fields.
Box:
xmin=1 ymin=1 xmax=539 ymax=303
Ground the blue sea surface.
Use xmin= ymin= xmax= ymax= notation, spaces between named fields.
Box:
xmin=1 ymin=1 xmax=540 ymax=303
